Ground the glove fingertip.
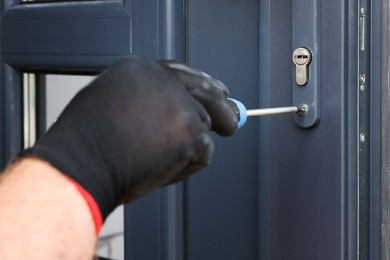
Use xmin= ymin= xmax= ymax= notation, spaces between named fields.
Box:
xmin=210 ymin=103 xmax=239 ymax=137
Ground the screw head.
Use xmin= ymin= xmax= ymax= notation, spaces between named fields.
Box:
xmin=297 ymin=103 xmax=309 ymax=114
xmin=359 ymin=73 xmax=366 ymax=84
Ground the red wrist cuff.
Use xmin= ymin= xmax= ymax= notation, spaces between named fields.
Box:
xmin=66 ymin=177 xmax=103 ymax=235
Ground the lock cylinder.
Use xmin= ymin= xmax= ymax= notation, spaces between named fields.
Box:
xmin=292 ymin=47 xmax=312 ymax=86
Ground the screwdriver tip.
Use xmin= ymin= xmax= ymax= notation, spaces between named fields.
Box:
xmin=297 ymin=104 xmax=309 ymax=114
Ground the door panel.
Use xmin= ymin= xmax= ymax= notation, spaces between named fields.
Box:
xmin=187 ymin=0 xmax=343 ymax=259
xmin=2 ymin=1 xmax=131 ymax=71
xmin=187 ymin=0 xmax=260 ymax=259
xmin=269 ymin=1 xmax=342 ymax=258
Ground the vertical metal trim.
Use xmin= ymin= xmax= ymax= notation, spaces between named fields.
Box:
xmin=381 ymin=0 xmax=390 ymax=259
xmin=369 ymin=0 xmax=382 ymax=259
xmin=123 ymin=0 xmax=132 ymax=54
xmin=358 ymin=0 xmax=370 ymax=258
xmin=157 ymin=1 xmax=185 ymax=260
xmin=36 ymin=74 xmax=46 ymax=137
xmin=182 ymin=2 xmax=188 ymax=259
xmin=124 ymin=1 xmax=186 ymax=259
xmin=0 ymin=0 xmax=22 ymax=169
xmin=258 ymin=0 xmax=271 ymax=259
xmin=159 ymin=0 xmax=174 ymax=59
xmin=0 ymin=64 xmax=22 ymax=169
xmin=0 ymin=1 xmax=22 ymax=169
xmin=345 ymin=0 xmax=359 ymax=258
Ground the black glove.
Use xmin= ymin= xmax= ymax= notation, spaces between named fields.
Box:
xmin=18 ymin=56 xmax=238 ymax=220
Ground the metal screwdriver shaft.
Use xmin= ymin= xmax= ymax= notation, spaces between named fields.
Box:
xmin=246 ymin=106 xmax=298 ymax=117
xmin=228 ymin=98 xmax=309 ymax=129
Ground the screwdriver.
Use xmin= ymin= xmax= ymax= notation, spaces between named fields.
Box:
xmin=228 ymin=98 xmax=308 ymax=128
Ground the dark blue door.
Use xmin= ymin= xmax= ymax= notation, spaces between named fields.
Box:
xmin=0 ymin=0 xmax=385 ymax=259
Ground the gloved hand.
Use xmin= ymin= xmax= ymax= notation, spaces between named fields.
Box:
xmin=18 ymin=56 xmax=238 ymax=220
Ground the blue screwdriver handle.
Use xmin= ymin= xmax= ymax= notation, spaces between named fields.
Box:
xmin=228 ymin=98 xmax=247 ymax=129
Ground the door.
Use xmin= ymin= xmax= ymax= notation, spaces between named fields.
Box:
xmin=125 ymin=1 xmax=384 ymax=259
xmin=0 ymin=0 xmax=387 ymax=259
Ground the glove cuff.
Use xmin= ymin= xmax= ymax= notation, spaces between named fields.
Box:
xmin=66 ymin=176 xmax=103 ymax=235
xmin=16 ymin=146 xmax=116 ymax=221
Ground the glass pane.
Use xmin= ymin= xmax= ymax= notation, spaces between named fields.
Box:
xmin=45 ymin=75 xmax=94 ymax=127
xmin=34 ymin=74 xmax=124 ymax=260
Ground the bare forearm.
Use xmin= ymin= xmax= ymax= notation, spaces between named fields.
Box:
xmin=0 ymin=158 xmax=96 ymax=259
